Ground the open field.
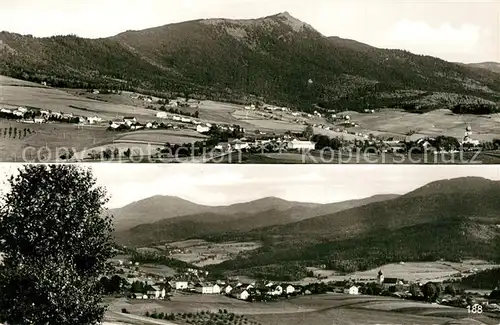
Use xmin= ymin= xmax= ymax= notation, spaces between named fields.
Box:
xmin=340 ymin=109 xmax=500 ymax=142
xmin=0 ymin=121 xmax=114 ymax=161
xmin=0 ymin=76 xmax=156 ymax=121
xmin=298 ymin=260 xmax=500 ymax=285
xmin=108 ymin=294 xmax=499 ymax=325
xmin=167 ymin=240 xmax=262 ymax=267
xmin=212 ymin=150 xmax=500 ymax=164
xmin=117 ymin=129 xmax=208 ymax=143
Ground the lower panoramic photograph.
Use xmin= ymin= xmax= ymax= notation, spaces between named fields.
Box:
xmin=0 ymin=163 xmax=499 ymax=325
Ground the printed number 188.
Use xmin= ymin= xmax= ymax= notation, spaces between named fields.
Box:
xmin=467 ymin=304 xmax=483 ymax=314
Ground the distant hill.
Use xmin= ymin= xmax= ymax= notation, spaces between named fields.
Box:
xmin=207 ymin=177 xmax=500 ymax=278
xmin=468 ymin=62 xmax=500 ymax=74
xmin=1 ymin=12 xmax=499 ymax=112
xmin=111 ymin=194 xmax=399 ymax=244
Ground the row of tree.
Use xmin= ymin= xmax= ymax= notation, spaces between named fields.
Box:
xmin=1 ymin=127 xmax=33 ymax=139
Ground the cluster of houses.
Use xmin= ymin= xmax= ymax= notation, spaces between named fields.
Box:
xmin=0 ymin=106 xmax=103 ymax=125
xmin=211 ymin=136 xmax=317 ymax=153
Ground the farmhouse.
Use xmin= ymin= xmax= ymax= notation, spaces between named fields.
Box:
xmin=269 ymin=285 xmax=283 ymax=296
xmin=109 ymin=121 xmax=125 ymax=129
xmin=146 ymin=285 xmax=166 ymax=299
xmin=132 ymin=293 xmax=148 ymax=299
xmin=87 ymin=116 xmax=102 ymax=124
xmin=232 ymin=289 xmax=250 ymax=301
xmin=196 ymin=125 xmax=210 ymax=133
xmin=285 ymin=285 xmax=295 ymax=295
xmin=343 ymin=285 xmax=359 ymax=295
xmin=123 ymin=117 xmax=137 ymax=125
xmin=231 ymin=140 xmax=249 ymax=151
xmin=287 ymin=139 xmax=316 ymax=150
xmin=382 ymin=278 xmax=404 ymax=290
xmin=194 ymin=283 xmax=221 ymax=294
xmin=156 ymin=112 xmax=168 ymax=119
xmin=174 ymin=280 xmax=189 ymax=290
xmin=223 ymin=284 xmax=233 ymax=294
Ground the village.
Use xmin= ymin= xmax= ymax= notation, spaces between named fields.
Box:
xmin=106 ymin=256 xmax=500 ymax=317
xmin=0 ymin=87 xmax=491 ymax=163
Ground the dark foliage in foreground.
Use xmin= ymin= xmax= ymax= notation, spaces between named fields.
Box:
xmin=0 ymin=165 xmax=115 ymax=325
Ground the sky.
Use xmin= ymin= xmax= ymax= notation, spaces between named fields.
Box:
xmin=1 ymin=164 xmax=500 ymax=209
xmin=0 ymin=0 xmax=498 ymax=63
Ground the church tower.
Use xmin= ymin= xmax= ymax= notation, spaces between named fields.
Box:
xmin=377 ymin=270 xmax=384 ymax=285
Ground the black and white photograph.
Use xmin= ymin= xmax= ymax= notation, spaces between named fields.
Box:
xmin=0 ymin=0 xmax=499 ymax=163
xmin=0 ymin=163 xmax=499 ymax=324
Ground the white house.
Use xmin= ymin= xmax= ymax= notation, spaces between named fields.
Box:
xmin=174 ymin=281 xmax=189 ymax=290
xmin=270 ymin=285 xmax=283 ymax=296
xmin=285 ymin=285 xmax=295 ymax=295
xmin=181 ymin=117 xmax=191 ymax=123
xmin=146 ymin=285 xmax=166 ymax=299
xmin=33 ymin=118 xmax=45 ymax=124
xmin=87 ymin=116 xmax=102 ymax=124
xmin=0 ymin=108 xmax=12 ymax=114
xmin=156 ymin=111 xmax=168 ymax=119
xmin=232 ymin=140 xmax=249 ymax=151
xmin=223 ymin=285 xmax=233 ymax=294
xmin=109 ymin=121 xmax=125 ymax=129
xmin=13 ymin=111 xmax=24 ymax=117
xmin=344 ymin=285 xmax=359 ymax=295
xmin=17 ymin=107 xmax=28 ymax=113
xmin=287 ymin=139 xmax=316 ymax=151
xmin=123 ymin=117 xmax=137 ymax=125
xmin=195 ymin=283 xmax=221 ymax=294
xmin=196 ymin=125 xmax=210 ymax=133
xmin=172 ymin=115 xmax=181 ymax=121
xmin=233 ymin=289 xmax=250 ymax=301
xmin=145 ymin=122 xmax=153 ymax=129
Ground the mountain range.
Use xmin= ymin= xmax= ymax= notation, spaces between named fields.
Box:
xmin=1 ymin=12 xmax=499 ymax=112
xmin=112 ymin=194 xmax=398 ymax=245
xmin=111 ymin=177 xmax=500 ymax=279
xmin=468 ymin=62 xmax=500 ymax=74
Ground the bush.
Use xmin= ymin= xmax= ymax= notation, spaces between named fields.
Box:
xmin=121 ymin=308 xmax=129 ymax=314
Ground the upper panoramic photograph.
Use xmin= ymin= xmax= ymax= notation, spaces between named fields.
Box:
xmin=0 ymin=0 xmax=499 ymax=163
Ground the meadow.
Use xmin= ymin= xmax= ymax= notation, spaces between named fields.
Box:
xmin=107 ymin=293 xmax=499 ymax=325
xmin=0 ymin=76 xmax=156 ymax=121
xmin=300 ymin=260 xmax=500 ymax=285
xmin=166 ymin=240 xmax=262 ymax=267
xmin=4 ymin=74 xmax=500 ymax=164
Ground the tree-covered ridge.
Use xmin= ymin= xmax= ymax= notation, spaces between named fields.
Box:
xmin=1 ymin=13 xmax=499 ymax=112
